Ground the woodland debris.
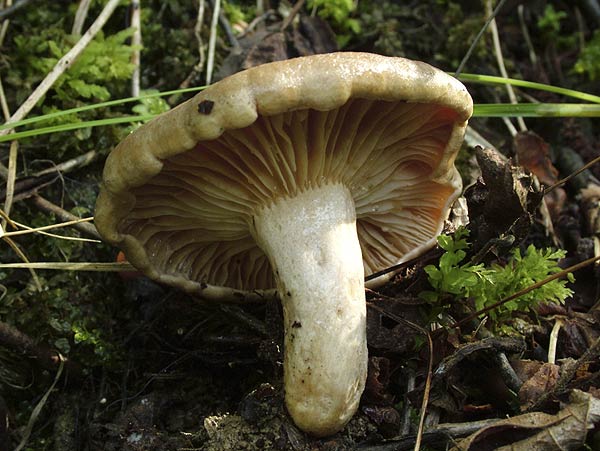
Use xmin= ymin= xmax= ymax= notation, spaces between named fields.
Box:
xmin=450 ymin=390 xmax=600 ymax=451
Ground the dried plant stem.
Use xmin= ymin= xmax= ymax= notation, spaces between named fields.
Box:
xmin=546 ymin=154 xmax=600 ymax=194
xmin=280 ymin=0 xmax=305 ymax=30
xmin=0 ymin=0 xmax=12 ymax=46
xmin=547 ymin=318 xmax=564 ymax=365
xmin=486 ymin=0 xmax=527 ymax=135
xmin=130 ymin=0 xmax=141 ymax=97
xmin=1 ymin=216 xmax=93 ymax=238
xmin=29 ymin=195 xmax=100 ymax=239
xmin=71 ymin=0 xmax=92 ymax=36
xmin=0 ymin=262 xmax=133 ymax=271
xmin=0 ymin=0 xmax=122 ymax=137
xmin=3 ymin=140 xmax=17 ymax=217
xmin=205 ymin=0 xmax=220 ymax=85
xmin=1 ymin=234 xmax=42 ymax=291
xmin=518 ymin=5 xmax=537 ymax=66
xmin=33 ymin=149 xmax=97 ymax=177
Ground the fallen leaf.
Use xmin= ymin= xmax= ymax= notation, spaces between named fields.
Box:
xmin=518 ymin=362 xmax=559 ymax=411
xmin=450 ymin=390 xmax=600 ymax=451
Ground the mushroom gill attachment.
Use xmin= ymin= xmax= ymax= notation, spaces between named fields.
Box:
xmin=95 ymin=52 xmax=473 ymax=436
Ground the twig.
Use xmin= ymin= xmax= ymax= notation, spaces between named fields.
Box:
xmin=0 ymin=0 xmax=123 ymax=137
xmin=487 ymin=0 xmax=527 ymax=134
xmin=0 ymin=0 xmax=35 ymax=20
xmin=130 ymin=0 xmax=141 ymax=97
xmin=29 ymin=195 xmax=100 ymax=239
xmin=71 ymin=0 xmax=92 ymax=36
xmin=545 ymin=154 xmax=600 ymax=194
xmin=0 ymin=320 xmax=78 ymax=375
xmin=32 ymin=149 xmax=97 ymax=177
xmin=205 ymin=0 xmax=221 ymax=85
xmin=280 ymin=0 xmax=306 ymax=31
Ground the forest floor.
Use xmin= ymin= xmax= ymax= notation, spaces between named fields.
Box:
xmin=1 ymin=1 xmax=600 ymax=450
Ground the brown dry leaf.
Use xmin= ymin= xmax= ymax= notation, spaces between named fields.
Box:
xmin=514 ymin=131 xmax=566 ymax=218
xmin=363 ymin=356 xmax=393 ymax=405
xmin=450 ymin=390 xmax=600 ymax=451
xmin=518 ymin=362 xmax=559 ymax=411
xmin=511 ymin=359 xmax=544 ymax=383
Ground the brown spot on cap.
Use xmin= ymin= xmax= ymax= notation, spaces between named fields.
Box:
xmin=198 ymin=100 xmax=214 ymax=115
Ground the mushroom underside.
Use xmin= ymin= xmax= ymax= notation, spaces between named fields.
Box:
xmin=120 ymin=98 xmax=460 ymax=290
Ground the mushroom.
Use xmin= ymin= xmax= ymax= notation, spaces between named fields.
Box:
xmin=95 ymin=52 xmax=472 ymax=436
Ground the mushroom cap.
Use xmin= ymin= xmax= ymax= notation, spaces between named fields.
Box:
xmin=95 ymin=52 xmax=473 ymax=297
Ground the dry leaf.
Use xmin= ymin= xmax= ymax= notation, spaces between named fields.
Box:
xmin=450 ymin=390 xmax=600 ymax=451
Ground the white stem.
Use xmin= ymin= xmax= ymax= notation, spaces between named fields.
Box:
xmin=251 ymin=184 xmax=367 ymax=437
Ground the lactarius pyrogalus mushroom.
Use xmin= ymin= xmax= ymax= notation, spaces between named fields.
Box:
xmin=95 ymin=52 xmax=472 ymax=436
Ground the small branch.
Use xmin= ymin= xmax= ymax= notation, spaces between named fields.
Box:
xmin=280 ymin=0 xmax=306 ymax=31
xmin=32 ymin=149 xmax=97 ymax=177
xmin=71 ymin=0 xmax=92 ymax=36
xmin=29 ymin=195 xmax=100 ymax=239
xmin=0 ymin=0 xmax=123 ymax=136
xmin=130 ymin=0 xmax=141 ymax=97
xmin=545 ymin=154 xmax=600 ymax=194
